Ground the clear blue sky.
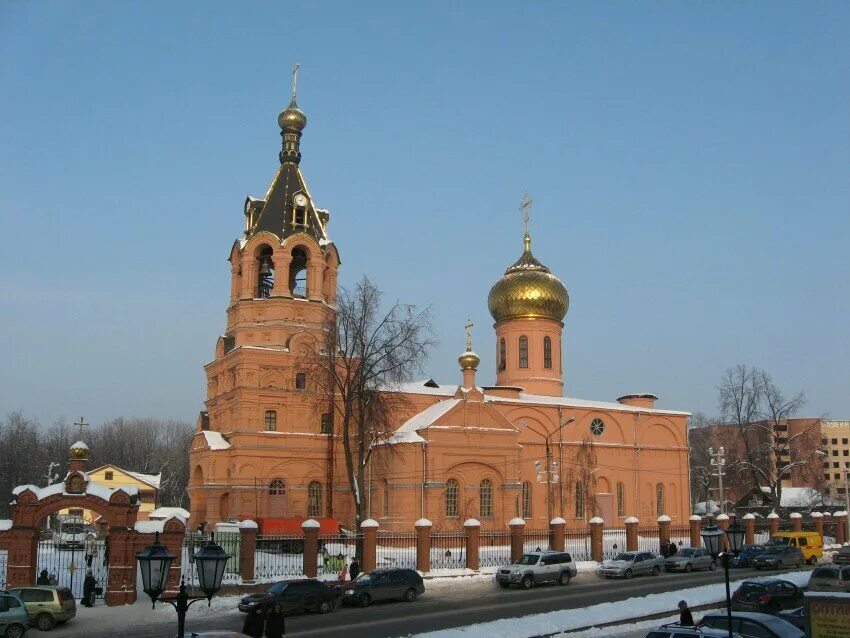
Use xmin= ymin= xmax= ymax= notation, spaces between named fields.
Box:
xmin=1 ymin=2 xmax=848 ymax=427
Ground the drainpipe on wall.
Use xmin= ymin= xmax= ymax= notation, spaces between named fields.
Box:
xmin=422 ymin=442 xmax=428 ymax=519
xmin=633 ymin=413 xmax=641 ymax=517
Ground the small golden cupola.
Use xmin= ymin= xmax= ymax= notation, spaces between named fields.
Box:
xmin=487 ymin=195 xmax=568 ymax=397
xmin=458 ymin=319 xmax=480 ymax=390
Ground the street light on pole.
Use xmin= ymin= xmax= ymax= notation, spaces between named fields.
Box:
xmin=701 ymin=522 xmax=746 ymax=638
xmin=524 ymin=417 xmax=576 ymax=522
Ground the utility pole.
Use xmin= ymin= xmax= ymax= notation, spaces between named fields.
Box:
xmin=709 ymin=446 xmax=726 ymax=515
xmin=527 ymin=417 xmax=575 ymax=523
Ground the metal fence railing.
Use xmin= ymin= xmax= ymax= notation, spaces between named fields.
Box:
xmin=669 ymin=525 xmax=691 ymax=549
xmin=602 ymin=528 xmax=627 ymax=559
xmin=375 ymin=532 xmax=417 ymax=570
xmin=182 ymin=531 xmax=241 ymax=585
xmin=479 ymin=531 xmax=512 ymax=567
xmin=637 ymin=526 xmax=660 ymax=553
xmin=0 ymin=550 xmax=7 ymax=591
xmin=318 ymin=533 xmax=359 ymax=577
xmin=430 ymin=532 xmax=466 ymax=571
xmin=253 ymin=534 xmax=305 ymax=582
xmin=565 ymin=529 xmax=592 ymax=561
xmin=523 ymin=529 xmax=551 ymax=553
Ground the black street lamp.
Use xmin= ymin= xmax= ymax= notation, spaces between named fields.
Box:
xmin=701 ymin=522 xmax=746 ymax=638
xmin=136 ymin=532 xmax=231 ymax=637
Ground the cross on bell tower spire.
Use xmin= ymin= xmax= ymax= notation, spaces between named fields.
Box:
xmin=520 ymin=192 xmax=534 ymax=252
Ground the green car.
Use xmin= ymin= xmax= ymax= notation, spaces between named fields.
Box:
xmin=7 ymin=587 xmax=75 ymax=632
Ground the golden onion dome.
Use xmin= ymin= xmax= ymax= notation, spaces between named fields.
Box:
xmin=278 ymin=97 xmax=307 ymax=132
xmin=488 ymin=234 xmax=569 ymax=323
xmin=458 ymin=350 xmax=481 ymax=370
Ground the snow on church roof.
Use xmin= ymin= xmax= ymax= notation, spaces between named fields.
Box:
xmin=379 ymin=399 xmax=461 ymax=445
xmin=202 ymin=430 xmax=232 ymax=450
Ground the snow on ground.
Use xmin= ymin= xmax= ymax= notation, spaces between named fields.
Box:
xmin=557 ymin=609 xmax=725 ymax=638
xmin=405 ymin=570 xmax=813 ymax=638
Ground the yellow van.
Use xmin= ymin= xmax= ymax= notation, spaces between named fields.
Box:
xmin=767 ymin=531 xmax=823 ymax=564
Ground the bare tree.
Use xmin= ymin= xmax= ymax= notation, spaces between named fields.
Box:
xmin=718 ymin=365 xmax=818 ymax=514
xmin=687 ymin=412 xmax=714 ymax=508
xmin=563 ymin=436 xmax=598 ymax=520
xmin=304 ymin=276 xmax=435 ymax=529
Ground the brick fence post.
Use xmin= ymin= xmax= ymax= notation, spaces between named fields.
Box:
xmin=415 ymin=518 xmax=432 ymax=573
xmin=464 ymin=518 xmax=480 ymax=571
xmin=509 ymin=518 xmax=525 ymax=564
xmin=302 ymin=519 xmax=319 ymax=578
xmin=716 ymin=513 xmax=729 ymax=551
xmin=657 ymin=515 xmax=671 ymax=552
xmin=767 ymin=511 xmax=780 ymax=538
xmin=743 ymin=513 xmax=755 ymax=545
xmin=360 ymin=519 xmax=378 ymax=573
xmin=625 ymin=517 xmax=639 ymax=551
xmin=550 ymin=517 xmax=566 ymax=552
xmin=810 ymin=512 xmax=823 ymax=539
xmin=835 ymin=512 xmax=848 ymax=545
xmin=589 ymin=517 xmax=604 ymax=562
xmin=790 ymin=512 xmax=803 ymax=532
xmin=238 ymin=520 xmax=257 ymax=583
xmin=689 ymin=515 xmax=702 ymax=549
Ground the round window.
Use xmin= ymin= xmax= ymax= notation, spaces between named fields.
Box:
xmin=590 ymin=418 xmax=605 ymax=436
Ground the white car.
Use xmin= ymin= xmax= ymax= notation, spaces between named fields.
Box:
xmin=699 ymin=611 xmax=805 ymax=638
xmin=496 ymin=550 xmax=577 ymax=589
xmin=645 ymin=625 xmax=742 ymax=638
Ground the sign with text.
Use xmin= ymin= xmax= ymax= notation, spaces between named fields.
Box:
xmin=806 ymin=593 xmax=850 ymax=638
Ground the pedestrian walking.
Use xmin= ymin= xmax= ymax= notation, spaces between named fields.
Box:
xmin=81 ymin=570 xmax=96 ymax=607
xmin=36 ymin=570 xmax=50 ymax=585
xmin=85 ymin=532 xmax=98 ymax=568
xmin=265 ymin=603 xmax=286 ymax=637
xmin=241 ymin=606 xmax=266 ymax=638
xmin=349 ymin=558 xmax=360 ymax=581
xmin=48 ymin=572 xmax=58 ymax=586
xmin=337 ymin=559 xmax=348 ymax=581
xmin=678 ymin=600 xmax=694 ymax=626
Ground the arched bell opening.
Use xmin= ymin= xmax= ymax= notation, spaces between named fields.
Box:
xmin=256 ymin=246 xmax=275 ymax=299
xmin=289 ymin=247 xmax=308 ymax=298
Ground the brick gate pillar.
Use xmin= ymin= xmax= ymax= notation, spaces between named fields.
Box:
xmin=360 ymin=519 xmax=378 ymax=573
xmin=625 ymin=517 xmax=639 ymax=552
xmin=239 ymin=520 xmax=258 ymax=583
xmin=835 ymin=512 xmax=848 ymax=546
xmin=509 ymin=518 xmax=525 ymax=564
xmin=790 ymin=512 xmax=803 ymax=532
xmin=550 ymin=517 xmax=566 ymax=552
xmin=767 ymin=512 xmax=780 ymax=537
xmin=658 ymin=515 xmax=671 ymax=551
xmin=810 ymin=512 xmax=823 ymax=539
xmin=415 ymin=518 xmax=432 ymax=573
xmin=108 ymin=527 xmax=139 ymax=606
xmin=689 ymin=515 xmax=702 ymax=549
xmin=743 ymin=513 xmax=756 ymax=545
xmin=4 ymin=527 xmax=39 ymax=589
xmin=464 ymin=518 xmax=480 ymax=571
xmin=716 ymin=514 xmax=729 ymax=551
xmin=589 ymin=517 xmax=604 ymax=562
xmin=302 ymin=519 xmax=319 ymax=578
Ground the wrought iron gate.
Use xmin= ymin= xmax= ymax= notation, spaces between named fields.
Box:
xmin=36 ymin=537 xmax=108 ymax=599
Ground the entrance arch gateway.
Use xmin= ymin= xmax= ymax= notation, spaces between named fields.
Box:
xmin=0 ymin=441 xmax=186 ymax=606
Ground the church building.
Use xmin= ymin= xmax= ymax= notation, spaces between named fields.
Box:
xmin=188 ymin=86 xmax=691 ymax=531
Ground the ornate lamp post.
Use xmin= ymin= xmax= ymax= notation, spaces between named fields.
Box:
xmin=136 ymin=532 xmax=231 ymax=637
xmin=701 ymin=523 xmax=746 ymax=638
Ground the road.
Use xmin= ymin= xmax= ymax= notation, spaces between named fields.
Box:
xmin=53 ymin=565 xmax=810 ymax=638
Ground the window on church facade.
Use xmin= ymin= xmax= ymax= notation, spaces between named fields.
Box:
xmin=307 ymin=481 xmax=322 ymax=517
xmin=521 ymin=481 xmax=532 ymax=518
xmin=257 ymin=246 xmax=274 ymax=299
xmin=616 ymin=482 xmax=625 ymax=517
xmin=656 ymin=483 xmax=665 ymax=516
xmin=575 ymin=481 xmax=585 ymax=518
xmin=543 ymin=336 xmax=552 ymax=369
xmin=269 ymin=478 xmax=286 ymax=495
xmin=289 ymin=247 xmax=308 ymax=298
xmin=445 ymin=479 xmax=459 ymax=518
xmin=321 ymin=413 xmax=332 ymax=434
xmin=480 ymin=479 xmax=493 ymax=518
xmin=499 ymin=338 xmax=506 ymax=371
xmin=265 ymin=410 xmax=277 ymax=431
xmin=518 ymin=336 xmax=528 ymax=368
xmin=295 ymin=373 xmax=307 ymax=390
xmin=382 ymin=480 xmax=390 ymax=518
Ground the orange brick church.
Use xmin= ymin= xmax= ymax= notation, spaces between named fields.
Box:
xmin=188 ymin=87 xmax=691 ymax=532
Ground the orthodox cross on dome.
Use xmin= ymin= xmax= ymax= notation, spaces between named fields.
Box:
xmin=465 ymin=318 xmax=474 ymax=351
xmin=74 ymin=417 xmax=88 ymax=440
xmin=291 ymin=63 xmax=301 ymax=103
xmin=520 ymin=192 xmax=534 ymax=236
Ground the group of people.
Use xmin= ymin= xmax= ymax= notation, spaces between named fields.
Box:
xmin=660 ymin=540 xmax=679 ymax=558
xmin=242 ymin=603 xmax=287 ymax=638
xmin=36 ymin=568 xmax=98 ymax=607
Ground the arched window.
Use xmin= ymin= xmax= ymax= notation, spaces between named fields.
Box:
xmin=320 ymin=413 xmax=332 ymax=434
xmin=656 ymin=483 xmax=665 ymax=517
xmin=499 ymin=338 xmax=506 ymax=371
xmin=479 ymin=479 xmax=493 ymax=518
xmin=445 ymin=479 xmax=459 ymax=518
xmin=289 ymin=248 xmax=308 ymax=298
xmin=382 ymin=480 xmax=390 ymax=518
xmin=518 ymin=336 xmax=529 ymax=368
xmin=575 ymin=481 xmax=585 ymax=518
xmin=257 ymin=246 xmax=274 ymax=299
xmin=269 ymin=478 xmax=286 ymax=495
xmin=295 ymin=372 xmax=307 ymax=390
xmin=307 ymin=481 xmax=323 ymax=517
xmin=543 ymin=336 xmax=552 ymax=369
xmin=616 ymin=482 xmax=625 ymax=518
xmin=264 ymin=410 xmax=277 ymax=431
xmin=521 ymin=481 xmax=532 ymax=518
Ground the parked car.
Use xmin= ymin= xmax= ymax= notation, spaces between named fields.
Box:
xmin=598 ymin=551 xmax=664 ymax=579
xmin=644 ymin=624 xmax=741 ymax=638
xmin=831 ymin=545 xmax=850 ymax=565
xmin=337 ymin=568 xmax=424 ymax=606
xmin=767 ymin=532 xmax=823 ymax=565
xmin=0 ymin=592 xmax=29 ymax=638
xmin=699 ymin=611 xmax=804 ymax=638
xmin=496 ymin=550 xmax=577 ymax=589
xmin=237 ymin=579 xmax=336 ymax=615
xmin=731 ymin=579 xmax=803 ymax=614
xmin=777 ymin=607 xmax=806 ymax=632
xmin=7 ymin=587 xmax=75 ymax=631
xmin=731 ymin=545 xmax=766 ymax=568
xmin=807 ymin=564 xmax=850 ymax=592
xmin=752 ymin=546 xmax=804 ymax=570
xmin=180 ymin=634 xmax=252 ymax=638
xmin=664 ymin=547 xmax=716 ymax=573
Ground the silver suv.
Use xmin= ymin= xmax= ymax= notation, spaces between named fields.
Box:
xmin=496 ymin=550 xmax=577 ymax=589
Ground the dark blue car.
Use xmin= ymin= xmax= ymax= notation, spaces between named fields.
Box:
xmin=731 ymin=545 xmax=766 ymax=568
